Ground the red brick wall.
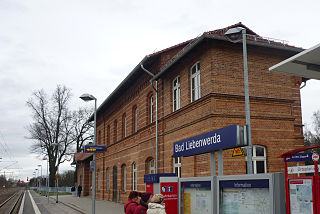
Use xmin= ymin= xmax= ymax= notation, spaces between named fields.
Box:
xmin=82 ymin=40 xmax=303 ymax=203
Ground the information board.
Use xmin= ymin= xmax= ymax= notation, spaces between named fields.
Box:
xmin=289 ymin=179 xmax=313 ymax=214
xmin=181 ymin=181 xmax=211 ymax=214
xmin=219 ymin=179 xmax=270 ymax=214
xmin=220 ymin=188 xmax=270 ymax=213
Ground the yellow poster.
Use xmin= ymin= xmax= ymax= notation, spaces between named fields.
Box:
xmin=184 ymin=192 xmax=191 ymax=214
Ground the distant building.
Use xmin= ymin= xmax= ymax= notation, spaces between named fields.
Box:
xmin=76 ymin=22 xmax=304 ymax=203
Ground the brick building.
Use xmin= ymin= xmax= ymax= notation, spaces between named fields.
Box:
xmin=76 ymin=23 xmax=305 ymax=203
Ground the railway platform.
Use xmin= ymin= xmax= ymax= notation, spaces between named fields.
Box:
xmin=19 ymin=190 xmax=123 ymax=214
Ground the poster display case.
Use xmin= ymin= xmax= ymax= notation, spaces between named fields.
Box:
xmin=217 ymin=173 xmax=285 ymax=214
xmin=288 ymin=177 xmax=315 ymax=214
xmin=179 ymin=176 xmax=216 ymax=214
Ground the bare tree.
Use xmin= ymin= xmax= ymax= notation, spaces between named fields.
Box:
xmin=27 ymin=85 xmax=75 ymax=186
xmin=304 ymin=110 xmax=320 ymax=154
xmin=70 ymin=107 xmax=93 ymax=184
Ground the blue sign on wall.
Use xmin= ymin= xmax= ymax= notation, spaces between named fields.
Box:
xmin=220 ymin=179 xmax=269 ymax=188
xmin=144 ymin=173 xmax=176 ymax=183
xmin=285 ymin=153 xmax=313 ymax=162
xmin=173 ymin=125 xmax=246 ymax=157
xmin=83 ymin=145 xmax=107 ymax=153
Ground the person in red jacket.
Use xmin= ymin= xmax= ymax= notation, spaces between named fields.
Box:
xmin=134 ymin=192 xmax=152 ymax=214
xmin=124 ymin=191 xmax=140 ymax=214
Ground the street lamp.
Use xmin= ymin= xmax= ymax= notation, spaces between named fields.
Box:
xmin=43 ymin=157 xmax=49 ymax=203
xmin=35 ymin=168 xmax=39 ymax=188
xmin=225 ymin=27 xmax=253 ymax=174
xmin=80 ymin=93 xmax=97 ymax=214
xmin=38 ymin=165 xmax=42 ymax=187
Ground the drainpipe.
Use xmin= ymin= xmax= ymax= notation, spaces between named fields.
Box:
xmin=141 ymin=63 xmax=158 ymax=174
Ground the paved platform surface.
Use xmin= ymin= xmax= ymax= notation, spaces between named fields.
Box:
xmin=20 ymin=190 xmax=123 ymax=214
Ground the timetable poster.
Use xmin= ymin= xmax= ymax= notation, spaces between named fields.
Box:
xmin=289 ymin=179 xmax=313 ymax=214
xmin=220 ymin=188 xmax=270 ymax=214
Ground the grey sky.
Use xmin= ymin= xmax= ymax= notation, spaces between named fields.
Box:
xmin=0 ymin=0 xmax=319 ymax=181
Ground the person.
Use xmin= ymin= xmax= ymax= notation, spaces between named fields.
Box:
xmin=134 ymin=192 xmax=152 ymax=214
xmin=124 ymin=191 xmax=140 ymax=214
xmin=147 ymin=194 xmax=166 ymax=214
xmin=77 ymin=185 xmax=82 ymax=197
xmin=71 ymin=186 xmax=76 ymax=197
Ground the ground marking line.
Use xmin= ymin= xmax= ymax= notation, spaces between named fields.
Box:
xmin=28 ymin=190 xmax=41 ymax=214
xmin=18 ymin=191 xmax=25 ymax=214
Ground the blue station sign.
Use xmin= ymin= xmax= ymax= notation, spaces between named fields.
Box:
xmin=173 ymin=124 xmax=247 ymax=157
xmin=220 ymin=179 xmax=269 ymax=188
xmin=83 ymin=145 xmax=107 ymax=153
xmin=285 ymin=153 xmax=313 ymax=162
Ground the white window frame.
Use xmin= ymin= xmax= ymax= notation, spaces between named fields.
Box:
xmin=250 ymin=145 xmax=267 ymax=174
xmin=190 ymin=62 xmax=201 ymax=102
xmin=172 ymin=76 xmax=181 ymax=111
xmin=106 ymin=168 xmax=110 ymax=192
xmin=149 ymin=159 xmax=155 ymax=174
xmin=150 ymin=95 xmax=154 ymax=123
xmin=173 ymin=157 xmax=181 ymax=177
xmin=121 ymin=165 xmax=126 ymax=192
xmin=132 ymin=162 xmax=137 ymax=191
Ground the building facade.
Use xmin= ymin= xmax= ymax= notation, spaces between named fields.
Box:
xmin=77 ymin=23 xmax=305 ymax=203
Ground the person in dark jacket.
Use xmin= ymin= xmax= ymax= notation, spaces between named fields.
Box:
xmin=134 ymin=192 xmax=152 ymax=214
xmin=124 ymin=191 xmax=140 ymax=214
xmin=77 ymin=185 xmax=82 ymax=197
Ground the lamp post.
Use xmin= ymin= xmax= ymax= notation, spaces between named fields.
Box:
xmin=35 ymin=168 xmax=39 ymax=188
xmin=43 ymin=157 xmax=49 ymax=203
xmin=225 ymin=27 xmax=253 ymax=174
xmin=38 ymin=165 xmax=42 ymax=187
xmin=80 ymin=93 xmax=97 ymax=214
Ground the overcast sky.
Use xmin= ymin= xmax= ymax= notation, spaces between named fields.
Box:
xmin=0 ymin=0 xmax=319 ymax=181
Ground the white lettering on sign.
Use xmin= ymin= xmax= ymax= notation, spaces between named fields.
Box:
xmin=288 ymin=165 xmax=320 ymax=174
xmin=175 ymin=133 xmax=221 ymax=153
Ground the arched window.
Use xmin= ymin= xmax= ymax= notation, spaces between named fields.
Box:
xmin=172 ymin=76 xmax=180 ymax=111
xmin=190 ymin=62 xmax=201 ymax=102
xmin=173 ymin=157 xmax=181 ymax=177
xmin=147 ymin=158 xmax=155 ymax=174
xmin=122 ymin=113 xmax=127 ymax=138
xmin=132 ymin=162 xmax=137 ymax=191
xmin=106 ymin=168 xmax=110 ymax=193
xmin=132 ymin=106 xmax=138 ymax=133
xmin=121 ymin=164 xmax=127 ymax=192
xmin=114 ymin=120 xmax=117 ymax=142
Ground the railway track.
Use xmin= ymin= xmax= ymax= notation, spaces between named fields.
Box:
xmin=0 ymin=189 xmax=24 ymax=214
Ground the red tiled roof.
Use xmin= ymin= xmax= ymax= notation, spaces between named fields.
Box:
xmin=74 ymin=153 xmax=93 ymax=162
xmin=149 ymin=22 xmax=302 ymax=59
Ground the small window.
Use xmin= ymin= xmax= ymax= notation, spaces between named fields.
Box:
xmin=190 ymin=62 xmax=201 ymax=102
xmin=173 ymin=157 xmax=181 ymax=177
xmin=107 ymin=125 xmax=110 ymax=146
xmin=97 ymin=169 xmax=101 ymax=191
xmin=150 ymin=95 xmax=154 ymax=123
xmin=132 ymin=106 xmax=138 ymax=133
xmin=148 ymin=159 xmax=155 ymax=174
xmin=98 ymin=130 xmax=101 ymax=144
xmin=172 ymin=76 xmax=181 ymax=111
xmin=132 ymin=162 xmax=137 ymax=191
xmin=248 ymin=145 xmax=267 ymax=174
xmin=122 ymin=113 xmax=127 ymax=138
xmin=106 ymin=168 xmax=110 ymax=192
xmin=121 ymin=164 xmax=126 ymax=192
xmin=114 ymin=120 xmax=118 ymax=142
